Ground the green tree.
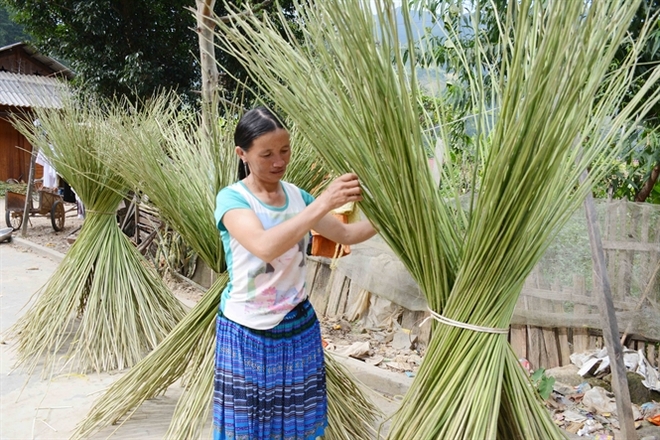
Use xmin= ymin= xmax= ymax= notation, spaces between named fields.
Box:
xmin=408 ymin=1 xmax=507 ymax=195
xmin=0 ymin=0 xmax=298 ymax=105
xmin=0 ymin=5 xmax=27 ymax=46
xmin=413 ymin=0 xmax=660 ymax=203
xmin=600 ymin=0 xmax=660 ymax=203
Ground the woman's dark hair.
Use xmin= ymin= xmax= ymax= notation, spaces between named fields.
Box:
xmin=234 ymin=106 xmax=285 ymax=180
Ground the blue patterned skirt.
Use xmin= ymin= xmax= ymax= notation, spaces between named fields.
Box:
xmin=213 ymin=299 xmax=327 ymax=440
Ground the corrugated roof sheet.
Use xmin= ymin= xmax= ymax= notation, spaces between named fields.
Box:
xmin=0 ymin=71 xmax=69 ymax=108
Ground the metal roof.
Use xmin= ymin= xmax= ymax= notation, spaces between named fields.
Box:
xmin=0 ymin=71 xmax=69 ymax=108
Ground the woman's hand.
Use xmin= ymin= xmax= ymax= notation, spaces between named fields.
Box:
xmin=317 ymin=173 xmax=363 ymax=212
xmin=222 ymin=173 xmax=366 ymax=263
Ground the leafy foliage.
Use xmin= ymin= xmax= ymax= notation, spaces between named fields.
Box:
xmin=530 ymin=368 xmax=556 ymax=401
xmin=593 ymin=0 xmax=660 ymax=202
xmin=0 ymin=0 xmax=300 ymax=105
xmin=413 ymin=0 xmax=660 ymax=203
xmin=409 ymin=1 xmax=506 ymax=196
xmin=410 ymin=0 xmax=505 ymax=78
xmin=614 ymin=0 xmax=660 ymax=124
xmin=0 ymin=4 xmax=26 ymax=46
xmin=1 ymin=0 xmax=197 ymax=101
xmin=596 ymin=127 xmax=660 ymax=203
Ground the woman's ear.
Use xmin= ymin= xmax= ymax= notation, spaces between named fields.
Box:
xmin=235 ymin=146 xmax=246 ymax=162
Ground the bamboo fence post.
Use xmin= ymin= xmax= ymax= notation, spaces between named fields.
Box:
xmin=583 ymin=190 xmax=637 ymax=440
xmin=640 ymin=205 xmax=651 ymax=291
xmin=543 ymin=280 xmax=561 ymax=368
xmin=527 ymin=267 xmax=546 ymax=368
xmin=308 ymin=259 xmax=333 ymax=316
xmin=605 ymin=202 xmax=619 ymax=299
xmin=572 ymin=274 xmax=590 ymax=354
xmin=510 ymin=324 xmax=527 ymax=361
xmin=556 ymin=286 xmax=571 ymax=366
xmin=618 ymin=202 xmax=634 ymax=298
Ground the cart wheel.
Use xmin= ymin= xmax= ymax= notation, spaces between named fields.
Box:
xmin=51 ymin=201 xmax=65 ymax=231
xmin=5 ymin=210 xmax=23 ymax=230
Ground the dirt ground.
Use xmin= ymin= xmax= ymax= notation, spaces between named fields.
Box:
xmin=2 ymin=198 xmax=204 ymax=306
xmin=5 ymin=199 xmax=83 ymax=255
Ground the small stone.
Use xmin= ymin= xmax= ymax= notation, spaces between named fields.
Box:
xmin=366 ymin=355 xmax=384 ymax=366
xmin=565 ymin=421 xmax=583 ymax=434
xmin=553 ymin=381 xmax=577 ymax=396
xmin=391 ymin=330 xmax=412 ymax=350
xmin=386 ymin=361 xmax=411 ymax=371
xmin=394 ymin=354 xmax=410 ymax=363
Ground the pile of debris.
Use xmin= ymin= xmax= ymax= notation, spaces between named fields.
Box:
xmin=321 ymin=316 xmax=424 ymax=378
xmin=321 ymin=317 xmax=660 ymax=438
xmin=546 ymin=378 xmax=659 ymax=437
xmin=544 ymin=348 xmax=660 ymax=438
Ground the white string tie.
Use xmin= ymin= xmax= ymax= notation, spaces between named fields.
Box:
xmin=420 ymin=309 xmax=509 ymax=334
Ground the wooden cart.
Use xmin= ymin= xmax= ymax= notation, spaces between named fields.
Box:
xmin=5 ymin=188 xmax=65 ymax=231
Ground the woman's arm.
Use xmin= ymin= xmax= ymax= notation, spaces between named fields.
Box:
xmin=222 ymin=173 xmax=363 ymax=262
xmin=312 ymin=215 xmax=377 ymax=245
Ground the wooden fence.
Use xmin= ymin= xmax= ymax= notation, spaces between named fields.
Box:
xmin=510 ymin=200 xmax=659 ymax=370
xmin=306 ymin=200 xmax=660 ymax=371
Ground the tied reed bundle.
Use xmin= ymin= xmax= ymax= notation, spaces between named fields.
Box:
xmin=6 ymin=97 xmax=186 ymax=377
xmin=212 ymin=0 xmax=660 ymax=438
xmin=73 ymin=95 xmax=378 ymax=440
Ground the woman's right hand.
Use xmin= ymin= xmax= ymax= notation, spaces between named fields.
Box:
xmin=317 ymin=173 xmax=363 ymax=212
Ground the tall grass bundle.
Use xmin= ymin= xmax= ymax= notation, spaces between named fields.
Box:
xmin=6 ymin=99 xmax=186 ymax=375
xmin=214 ymin=1 xmax=461 ymax=311
xmin=105 ymin=94 xmax=231 ymax=273
xmin=212 ymin=0 xmax=660 ymax=438
xmin=325 ymin=353 xmax=380 ymax=439
xmin=73 ymin=95 xmax=376 ymax=439
xmin=72 ymin=274 xmax=228 ymax=440
xmin=284 ymin=124 xmax=331 ymax=195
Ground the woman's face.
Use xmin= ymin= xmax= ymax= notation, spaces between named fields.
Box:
xmin=238 ymin=128 xmax=291 ymax=184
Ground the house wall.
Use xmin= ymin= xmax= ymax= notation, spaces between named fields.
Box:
xmin=0 ymin=45 xmax=66 ymax=182
xmin=0 ymin=48 xmax=54 ymax=77
xmin=0 ymin=113 xmax=41 ymax=182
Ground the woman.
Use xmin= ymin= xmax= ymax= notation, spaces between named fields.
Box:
xmin=213 ymin=106 xmax=376 ymax=440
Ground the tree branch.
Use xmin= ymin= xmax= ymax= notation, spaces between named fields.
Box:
xmin=634 ymin=161 xmax=660 ymax=202
xmin=216 ymin=0 xmax=274 ymax=23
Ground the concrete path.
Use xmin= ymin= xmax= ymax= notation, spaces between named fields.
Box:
xmin=0 ymin=242 xmax=186 ymax=439
xmin=0 ymin=240 xmax=404 ymax=439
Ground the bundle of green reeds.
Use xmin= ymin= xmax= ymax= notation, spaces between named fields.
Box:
xmin=212 ymin=0 xmax=660 ymax=438
xmin=7 ymin=98 xmax=186 ymax=376
xmin=72 ymin=94 xmax=377 ymax=440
